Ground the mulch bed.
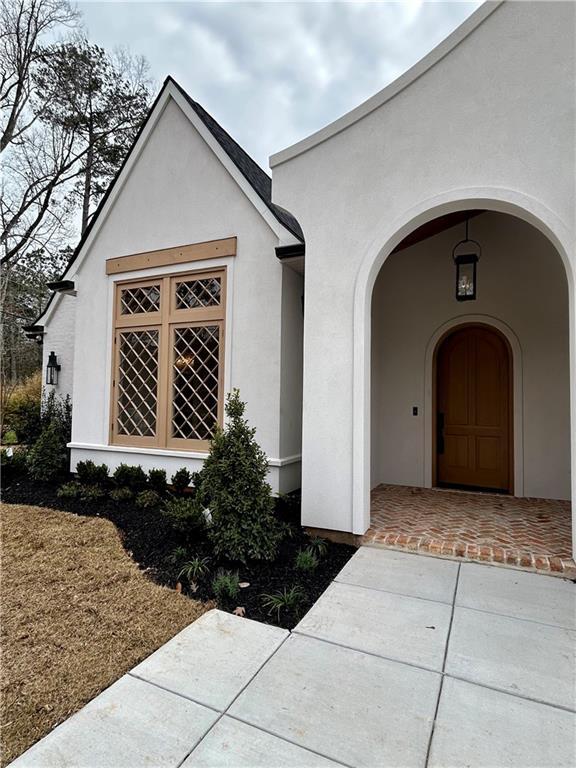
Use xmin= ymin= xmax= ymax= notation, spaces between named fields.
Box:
xmin=3 ymin=478 xmax=356 ymax=629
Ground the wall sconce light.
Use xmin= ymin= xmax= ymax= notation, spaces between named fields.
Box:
xmin=452 ymin=217 xmax=481 ymax=301
xmin=46 ymin=351 xmax=61 ymax=385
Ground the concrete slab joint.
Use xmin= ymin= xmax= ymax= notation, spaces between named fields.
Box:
xmin=9 ymin=548 xmax=576 ymax=768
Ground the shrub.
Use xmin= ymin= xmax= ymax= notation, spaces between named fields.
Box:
xmin=81 ymin=484 xmax=106 ymax=502
xmin=306 ymin=535 xmax=328 ymax=558
xmin=170 ymin=467 xmax=192 ymax=494
xmin=76 ymin=460 xmax=109 ymax=487
xmin=2 ymin=430 xmax=17 ymax=445
xmin=135 ymin=489 xmax=162 ymax=509
xmin=2 ymin=372 xmax=42 ymax=443
xmin=178 ymin=556 xmax=210 ymax=583
xmin=196 ymin=390 xmax=283 ymax=563
xmin=168 ymin=546 xmax=189 ymax=565
xmin=41 ymin=390 xmax=72 ymax=438
xmin=109 ymin=487 xmax=133 ymax=503
xmin=295 ymin=548 xmax=319 ymax=571
xmin=1 ymin=447 xmax=28 ymax=485
xmin=26 ymin=391 xmax=72 ymax=481
xmin=212 ymin=569 xmax=240 ymax=604
xmin=112 ymin=464 xmax=147 ymax=491
xmin=57 ymin=481 xmax=82 ymax=499
xmin=27 ymin=421 xmax=68 ymax=481
xmin=147 ymin=468 xmax=167 ymax=494
xmin=162 ymin=497 xmax=206 ymax=537
xmin=261 ymin=586 xmax=305 ymax=622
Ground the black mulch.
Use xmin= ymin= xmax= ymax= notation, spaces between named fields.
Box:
xmin=2 ymin=478 xmax=356 ymax=630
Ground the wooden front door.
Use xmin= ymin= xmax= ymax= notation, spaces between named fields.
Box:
xmin=436 ymin=325 xmax=511 ymax=493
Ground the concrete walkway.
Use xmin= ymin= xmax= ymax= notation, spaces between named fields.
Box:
xmin=10 ymin=548 xmax=576 ymax=768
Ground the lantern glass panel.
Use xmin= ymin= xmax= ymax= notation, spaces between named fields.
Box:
xmin=455 ymin=256 xmax=477 ymax=301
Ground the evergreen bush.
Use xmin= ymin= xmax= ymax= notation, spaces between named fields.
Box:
xmin=195 ymin=389 xmax=283 ymax=563
xmin=112 ymin=464 xmax=147 ymax=491
xmin=76 ymin=460 xmax=109 ymax=486
xmin=170 ymin=467 xmax=192 ymax=494
xmin=147 ymin=468 xmax=167 ymax=494
xmin=162 ymin=497 xmax=206 ymax=536
xmin=27 ymin=421 xmax=68 ymax=480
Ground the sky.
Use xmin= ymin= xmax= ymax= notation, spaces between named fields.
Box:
xmin=76 ymin=1 xmax=482 ymax=170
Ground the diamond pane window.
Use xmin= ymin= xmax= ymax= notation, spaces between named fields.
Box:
xmin=117 ymin=329 xmax=159 ymax=436
xmin=112 ymin=268 xmax=225 ymax=449
xmin=172 ymin=326 xmax=220 ymax=440
xmin=175 ymin=277 xmax=221 ymax=310
xmin=120 ymin=284 xmax=161 ymax=315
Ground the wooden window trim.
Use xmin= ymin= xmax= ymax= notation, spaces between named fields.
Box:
xmin=106 ymin=237 xmax=236 ymax=276
xmin=110 ymin=267 xmax=226 ymax=451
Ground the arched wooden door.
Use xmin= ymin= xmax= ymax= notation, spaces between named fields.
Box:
xmin=436 ymin=325 xmax=512 ymax=493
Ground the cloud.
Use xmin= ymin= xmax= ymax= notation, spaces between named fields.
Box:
xmin=78 ymin=1 xmax=482 ymax=169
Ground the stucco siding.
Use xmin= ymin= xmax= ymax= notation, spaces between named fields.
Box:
xmin=271 ymin=1 xmax=575 ymax=531
xmin=68 ymin=97 xmax=300 ymax=491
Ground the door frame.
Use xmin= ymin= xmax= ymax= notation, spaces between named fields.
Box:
xmin=431 ymin=321 xmax=514 ymax=494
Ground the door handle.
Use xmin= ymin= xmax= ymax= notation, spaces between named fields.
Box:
xmin=437 ymin=412 xmax=445 ymax=455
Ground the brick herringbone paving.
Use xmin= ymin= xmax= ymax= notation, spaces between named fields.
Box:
xmin=364 ymin=485 xmax=576 ymax=578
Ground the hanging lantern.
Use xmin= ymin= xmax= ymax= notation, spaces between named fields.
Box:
xmin=46 ymin=351 xmax=61 ymax=385
xmin=452 ymin=217 xmax=481 ymax=301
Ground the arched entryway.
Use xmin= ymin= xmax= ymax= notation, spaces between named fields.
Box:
xmin=363 ymin=200 xmax=574 ymax=573
xmin=434 ymin=324 xmax=512 ymax=494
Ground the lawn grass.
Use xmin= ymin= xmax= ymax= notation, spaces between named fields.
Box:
xmin=0 ymin=503 xmax=209 ymax=766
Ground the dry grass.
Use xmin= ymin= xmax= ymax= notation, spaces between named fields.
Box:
xmin=1 ymin=503 xmax=209 ymax=765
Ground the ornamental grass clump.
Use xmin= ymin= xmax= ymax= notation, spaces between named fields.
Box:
xmin=195 ymin=389 xmax=283 ymax=564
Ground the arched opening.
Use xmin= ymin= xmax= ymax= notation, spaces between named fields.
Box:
xmin=365 ymin=207 xmax=574 ymax=571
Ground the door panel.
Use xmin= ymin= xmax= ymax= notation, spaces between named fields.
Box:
xmin=437 ymin=326 xmax=511 ymax=492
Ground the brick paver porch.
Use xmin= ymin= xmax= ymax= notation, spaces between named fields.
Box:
xmin=365 ymin=484 xmax=576 ymax=578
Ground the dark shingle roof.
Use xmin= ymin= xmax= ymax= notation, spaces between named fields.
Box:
xmin=170 ymin=78 xmax=303 ymax=241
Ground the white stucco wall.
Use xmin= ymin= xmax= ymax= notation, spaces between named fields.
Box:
xmin=68 ymin=96 xmax=302 ymax=491
xmin=371 ymin=212 xmax=570 ymax=500
xmin=41 ymin=294 xmax=76 ymax=401
xmin=271 ymin=1 xmax=575 ymax=533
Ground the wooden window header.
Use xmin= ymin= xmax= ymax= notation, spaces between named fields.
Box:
xmin=106 ymin=236 xmax=236 ymax=275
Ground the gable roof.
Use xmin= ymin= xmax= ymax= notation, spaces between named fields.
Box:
xmin=31 ymin=77 xmax=302 ymax=328
xmin=169 ymin=78 xmax=303 ymax=241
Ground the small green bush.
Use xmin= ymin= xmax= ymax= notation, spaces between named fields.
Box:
xmin=2 ymin=430 xmax=18 ymax=445
xmin=261 ymin=586 xmax=305 ymax=622
xmin=178 ymin=556 xmax=210 ymax=583
xmin=295 ymin=548 xmax=319 ymax=571
xmin=306 ymin=535 xmax=328 ymax=558
xmin=57 ymin=481 xmax=82 ymax=499
xmin=76 ymin=460 xmax=109 ymax=486
xmin=147 ymin=468 xmax=167 ymax=494
xmin=162 ymin=497 xmax=206 ymax=536
xmin=168 ymin=546 xmax=189 ymax=565
xmin=81 ymin=484 xmax=106 ymax=502
xmin=135 ymin=489 xmax=162 ymax=509
xmin=27 ymin=421 xmax=68 ymax=481
xmin=212 ymin=569 xmax=240 ymax=604
xmin=112 ymin=464 xmax=147 ymax=491
xmin=170 ymin=467 xmax=192 ymax=494
xmin=195 ymin=390 xmax=283 ymax=563
xmin=25 ymin=391 xmax=72 ymax=481
xmin=3 ymin=372 xmax=42 ymax=443
xmin=109 ymin=487 xmax=133 ymax=502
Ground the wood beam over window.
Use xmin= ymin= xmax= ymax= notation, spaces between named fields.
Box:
xmin=106 ymin=237 xmax=236 ymax=275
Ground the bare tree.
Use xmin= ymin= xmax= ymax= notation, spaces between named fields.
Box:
xmin=0 ymin=0 xmax=78 ymax=152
